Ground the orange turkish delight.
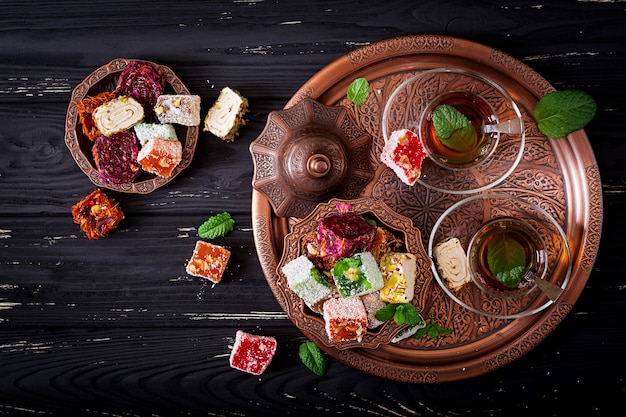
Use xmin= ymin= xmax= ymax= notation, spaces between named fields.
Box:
xmin=322 ymin=297 xmax=367 ymax=343
xmin=185 ymin=240 xmax=231 ymax=283
xmin=137 ymin=136 xmax=182 ymax=178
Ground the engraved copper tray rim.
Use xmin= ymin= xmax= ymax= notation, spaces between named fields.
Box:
xmin=275 ymin=197 xmax=433 ymax=351
xmin=64 ymin=58 xmax=199 ymax=194
xmin=251 ymin=34 xmax=603 ymax=383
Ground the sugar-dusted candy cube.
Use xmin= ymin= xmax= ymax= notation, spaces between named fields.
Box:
xmin=361 ymin=292 xmax=386 ymax=329
xmin=155 ymin=94 xmax=201 ymax=126
xmin=134 ymin=122 xmax=178 ymax=146
xmin=229 ymin=330 xmax=277 ymax=375
xmin=185 ymin=240 xmax=231 ymax=283
xmin=281 ymin=255 xmax=332 ymax=307
xmin=71 ymin=189 xmax=124 ymax=240
xmin=315 ymin=212 xmax=376 ymax=267
xmin=322 ymin=297 xmax=367 ymax=343
xmin=380 ymin=128 xmax=427 ymax=186
xmin=379 ymin=252 xmax=417 ymax=303
xmin=331 ymin=252 xmax=384 ymax=298
xmin=137 ymin=136 xmax=182 ymax=178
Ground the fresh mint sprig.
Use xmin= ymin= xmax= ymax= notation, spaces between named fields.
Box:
xmin=375 ymin=302 xmax=423 ymax=327
xmin=198 ymin=212 xmax=234 ymax=239
xmin=413 ymin=314 xmax=453 ymax=339
xmin=487 ymin=233 xmax=526 ymax=288
xmin=432 ymin=104 xmax=478 ymax=152
xmin=347 ymin=77 xmax=370 ymax=106
xmin=299 ymin=341 xmax=327 ymax=376
xmin=534 ymin=89 xmax=596 ymax=139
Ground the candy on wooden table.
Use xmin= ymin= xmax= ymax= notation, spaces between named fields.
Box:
xmin=281 ymin=255 xmax=332 ymax=307
xmin=185 ymin=240 xmax=231 ymax=283
xmin=134 ymin=122 xmax=178 ymax=146
xmin=378 ymin=252 xmax=417 ymax=304
xmin=71 ymin=188 xmax=124 ymax=240
xmin=203 ymin=87 xmax=249 ymax=141
xmin=137 ymin=136 xmax=182 ymax=178
xmin=229 ymin=330 xmax=277 ymax=375
xmin=155 ymin=94 xmax=201 ymax=126
xmin=331 ymin=251 xmax=384 ymax=298
xmin=322 ymin=296 xmax=367 ymax=343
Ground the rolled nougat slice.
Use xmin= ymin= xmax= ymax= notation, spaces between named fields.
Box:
xmin=203 ymin=87 xmax=248 ymax=141
xmin=93 ymin=95 xmax=144 ymax=136
xmin=432 ymin=237 xmax=471 ymax=291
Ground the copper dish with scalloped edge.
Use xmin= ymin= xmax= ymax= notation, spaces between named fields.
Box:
xmin=64 ymin=58 xmax=199 ymax=194
xmin=276 ymin=196 xmax=432 ymax=350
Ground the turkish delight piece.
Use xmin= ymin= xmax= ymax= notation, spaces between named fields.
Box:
xmin=92 ymin=131 xmax=141 ymax=185
xmin=309 ymin=212 xmax=376 ymax=270
xmin=379 ymin=252 xmax=417 ymax=304
xmin=229 ymin=330 xmax=277 ymax=375
xmin=134 ymin=122 xmax=178 ymax=146
xmin=331 ymin=252 xmax=384 ymax=298
xmin=322 ymin=297 xmax=367 ymax=343
xmin=203 ymin=87 xmax=249 ymax=141
xmin=116 ymin=61 xmax=165 ymax=111
xmin=361 ymin=292 xmax=386 ymax=329
xmin=137 ymin=136 xmax=182 ymax=178
xmin=93 ymin=95 xmax=144 ymax=136
xmin=370 ymin=226 xmax=404 ymax=263
xmin=281 ymin=255 xmax=332 ymax=307
xmin=71 ymin=189 xmax=124 ymax=240
xmin=77 ymin=91 xmax=116 ymax=140
xmin=380 ymin=128 xmax=427 ymax=186
xmin=185 ymin=240 xmax=231 ymax=283
xmin=433 ymin=237 xmax=471 ymax=291
xmin=155 ymin=95 xmax=201 ymax=126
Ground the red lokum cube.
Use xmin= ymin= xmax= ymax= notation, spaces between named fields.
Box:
xmin=229 ymin=330 xmax=277 ymax=375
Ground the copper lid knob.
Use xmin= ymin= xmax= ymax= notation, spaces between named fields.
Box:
xmin=307 ymin=154 xmax=331 ymax=178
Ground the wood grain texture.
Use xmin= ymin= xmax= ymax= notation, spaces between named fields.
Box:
xmin=1 ymin=0 xmax=625 ymax=416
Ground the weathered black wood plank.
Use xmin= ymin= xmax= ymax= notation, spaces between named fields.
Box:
xmin=1 ymin=1 xmax=625 ymax=416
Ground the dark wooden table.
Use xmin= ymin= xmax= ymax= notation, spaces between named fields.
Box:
xmin=1 ymin=1 xmax=624 ymax=416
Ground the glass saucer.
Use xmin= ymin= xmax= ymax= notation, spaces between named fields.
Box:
xmin=382 ymin=68 xmax=525 ymax=194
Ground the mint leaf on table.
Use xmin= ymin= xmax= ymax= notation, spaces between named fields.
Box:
xmin=198 ymin=212 xmax=234 ymax=239
xmin=432 ymin=104 xmax=478 ymax=152
xmin=299 ymin=341 xmax=327 ymax=376
xmin=347 ymin=77 xmax=370 ymax=106
xmin=534 ymin=89 xmax=597 ymax=139
xmin=486 ymin=233 xmax=526 ymax=288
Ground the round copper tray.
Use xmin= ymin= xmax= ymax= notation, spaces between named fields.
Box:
xmin=251 ymin=34 xmax=603 ymax=383
xmin=64 ymin=58 xmax=199 ymax=194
